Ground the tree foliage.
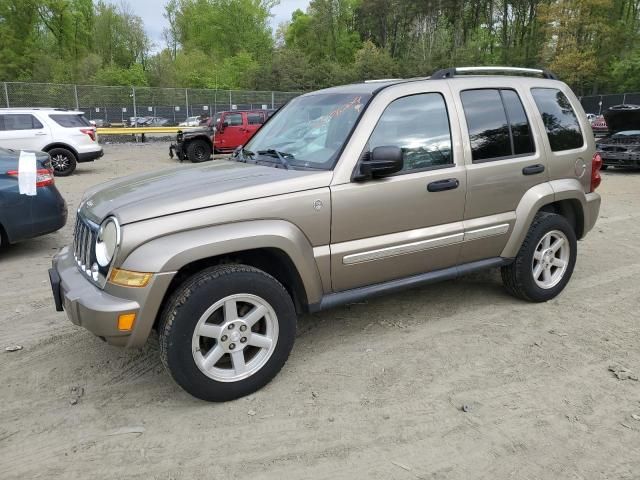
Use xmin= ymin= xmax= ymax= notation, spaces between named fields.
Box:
xmin=1 ymin=0 xmax=640 ymax=94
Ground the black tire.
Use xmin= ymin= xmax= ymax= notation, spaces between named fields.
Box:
xmin=186 ymin=139 xmax=212 ymax=163
xmin=48 ymin=147 xmax=77 ymax=176
xmin=501 ymin=212 xmax=577 ymax=302
xmin=159 ymin=264 xmax=297 ymax=402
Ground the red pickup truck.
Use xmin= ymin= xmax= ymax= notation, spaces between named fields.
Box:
xmin=170 ymin=109 xmax=275 ymax=162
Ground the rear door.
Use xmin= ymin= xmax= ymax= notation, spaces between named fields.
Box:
xmin=245 ymin=112 xmax=266 ymax=141
xmin=0 ymin=114 xmax=50 ymax=151
xmin=450 ymin=84 xmax=548 ymax=263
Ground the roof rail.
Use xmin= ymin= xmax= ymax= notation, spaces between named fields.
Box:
xmin=431 ymin=66 xmax=558 ymax=80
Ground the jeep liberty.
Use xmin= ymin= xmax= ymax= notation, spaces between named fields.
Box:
xmin=49 ymin=67 xmax=602 ymax=401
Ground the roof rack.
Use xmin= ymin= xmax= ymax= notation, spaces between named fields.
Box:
xmin=431 ymin=66 xmax=558 ymax=80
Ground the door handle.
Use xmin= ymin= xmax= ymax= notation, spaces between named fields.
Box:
xmin=522 ymin=164 xmax=545 ymax=175
xmin=35 ymin=132 xmax=47 ymax=136
xmin=427 ymin=178 xmax=459 ymax=192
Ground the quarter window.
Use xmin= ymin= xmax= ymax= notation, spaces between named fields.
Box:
xmin=0 ymin=114 xmax=43 ymax=131
xmin=367 ymin=93 xmax=453 ymax=172
xmin=461 ymin=89 xmax=535 ymax=162
xmin=531 ymin=88 xmax=584 ymax=152
xmin=49 ymin=114 xmax=91 ymax=127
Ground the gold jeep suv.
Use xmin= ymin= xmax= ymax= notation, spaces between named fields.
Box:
xmin=49 ymin=67 xmax=602 ymax=401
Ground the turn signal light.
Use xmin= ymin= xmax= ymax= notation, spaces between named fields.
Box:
xmin=80 ymin=128 xmax=96 ymax=142
xmin=109 ymin=268 xmax=152 ymax=287
xmin=117 ymin=313 xmax=136 ymax=331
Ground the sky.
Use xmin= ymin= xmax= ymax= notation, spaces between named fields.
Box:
xmin=101 ymin=0 xmax=311 ymax=50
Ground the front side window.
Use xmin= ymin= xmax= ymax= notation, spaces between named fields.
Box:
xmin=0 ymin=114 xmax=43 ymax=131
xmin=461 ymin=89 xmax=535 ymax=162
xmin=245 ymin=93 xmax=370 ymax=170
xmin=367 ymin=93 xmax=453 ymax=172
xmin=224 ymin=113 xmax=243 ymax=126
xmin=531 ymin=88 xmax=584 ymax=152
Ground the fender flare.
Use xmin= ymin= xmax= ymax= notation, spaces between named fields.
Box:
xmin=120 ymin=219 xmax=325 ymax=305
xmin=500 ymin=179 xmax=588 ymax=258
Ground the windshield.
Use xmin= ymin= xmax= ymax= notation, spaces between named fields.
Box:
xmin=244 ymin=92 xmax=370 ymax=170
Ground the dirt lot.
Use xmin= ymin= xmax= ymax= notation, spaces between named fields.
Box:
xmin=1 ymin=143 xmax=639 ymax=479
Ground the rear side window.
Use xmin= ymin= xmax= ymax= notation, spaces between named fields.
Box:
xmin=49 ymin=114 xmax=91 ymax=127
xmin=247 ymin=113 xmax=265 ymax=125
xmin=461 ymin=89 xmax=535 ymax=162
xmin=0 ymin=114 xmax=43 ymax=131
xmin=531 ymin=88 xmax=584 ymax=152
xmin=367 ymin=93 xmax=453 ymax=172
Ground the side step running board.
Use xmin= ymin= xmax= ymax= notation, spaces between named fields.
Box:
xmin=308 ymin=257 xmax=512 ymax=313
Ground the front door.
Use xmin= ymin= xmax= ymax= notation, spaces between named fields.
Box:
xmin=217 ymin=112 xmax=245 ymax=150
xmin=330 ymin=92 xmax=467 ymax=292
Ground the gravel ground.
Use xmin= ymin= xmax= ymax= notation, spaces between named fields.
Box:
xmin=1 ymin=143 xmax=639 ymax=479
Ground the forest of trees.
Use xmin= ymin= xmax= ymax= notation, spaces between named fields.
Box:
xmin=1 ymin=0 xmax=640 ymax=95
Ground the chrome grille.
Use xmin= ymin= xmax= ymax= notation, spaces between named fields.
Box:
xmin=73 ymin=216 xmax=97 ymax=276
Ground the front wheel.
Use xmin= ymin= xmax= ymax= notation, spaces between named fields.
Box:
xmin=186 ymin=139 xmax=212 ymax=163
xmin=159 ymin=264 xmax=297 ymax=402
xmin=501 ymin=212 xmax=577 ymax=302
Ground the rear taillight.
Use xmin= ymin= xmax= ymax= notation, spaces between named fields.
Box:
xmin=81 ymin=128 xmax=96 ymax=141
xmin=6 ymin=169 xmax=55 ymax=187
xmin=591 ymin=152 xmax=602 ymax=191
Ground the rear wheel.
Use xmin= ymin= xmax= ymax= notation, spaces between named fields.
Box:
xmin=501 ymin=212 xmax=577 ymax=302
xmin=186 ymin=139 xmax=212 ymax=163
xmin=48 ymin=147 xmax=77 ymax=176
xmin=159 ymin=264 xmax=297 ymax=402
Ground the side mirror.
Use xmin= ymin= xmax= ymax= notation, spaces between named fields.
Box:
xmin=357 ymin=146 xmax=403 ymax=180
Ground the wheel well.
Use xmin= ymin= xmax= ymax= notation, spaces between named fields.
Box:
xmin=43 ymin=143 xmax=79 ymax=159
xmin=183 ymin=135 xmax=211 ymax=146
xmin=539 ymin=199 xmax=585 ymax=238
xmin=154 ymin=248 xmax=309 ymax=329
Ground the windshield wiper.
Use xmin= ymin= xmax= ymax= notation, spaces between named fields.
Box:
xmin=257 ymin=149 xmax=292 ymax=170
xmin=233 ymin=146 xmax=255 ymax=162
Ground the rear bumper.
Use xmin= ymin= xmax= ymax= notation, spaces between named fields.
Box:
xmin=583 ymin=192 xmax=601 ymax=236
xmin=77 ymin=149 xmax=104 ymax=163
xmin=50 ymin=247 xmax=175 ymax=348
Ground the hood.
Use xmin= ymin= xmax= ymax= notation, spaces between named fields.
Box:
xmin=79 ymin=160 xmax=332 ymax=225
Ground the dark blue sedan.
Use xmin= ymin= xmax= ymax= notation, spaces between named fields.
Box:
xmin=0 ymin=148 xmax=67 ymax=248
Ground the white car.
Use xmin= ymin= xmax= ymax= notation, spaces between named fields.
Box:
xmin=0 ymin=108 xmax=103 ymax=176
xmin=179 ymin=116 xmax=201 ymax=127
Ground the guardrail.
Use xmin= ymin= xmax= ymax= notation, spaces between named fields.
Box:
xmin=97 ymin=127 xmax=201 ymax=135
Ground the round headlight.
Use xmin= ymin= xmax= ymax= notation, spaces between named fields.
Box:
xmin=95 ymin=217 xmax=120 ymax=267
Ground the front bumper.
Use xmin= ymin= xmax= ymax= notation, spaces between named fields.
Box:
xmin=599 ymin=150 xmax=640 ymax=168
xmin=49 ymin=247 xmax=175 ymax=348
xmin=169 ymin=143 xmax=186 ymax=161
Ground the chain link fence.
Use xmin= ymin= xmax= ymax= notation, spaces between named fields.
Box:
xmin=1 ymin=82 xmax=301 ymax=125
xmin=580 ymin=93 xmax=640 ymax=115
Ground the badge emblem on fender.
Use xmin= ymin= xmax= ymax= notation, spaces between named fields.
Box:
xmin=313 ymin=199 xmax=323 ymax=211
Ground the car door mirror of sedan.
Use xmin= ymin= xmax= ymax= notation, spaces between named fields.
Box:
xmin=355 ymin=146 xmax=404 ymax=181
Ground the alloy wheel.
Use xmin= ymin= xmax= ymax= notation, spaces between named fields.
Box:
xmin=531 ymin=230 xmax=570 ymax=289
xmin=191 ymin=294 xmax=279 ymax=382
